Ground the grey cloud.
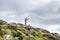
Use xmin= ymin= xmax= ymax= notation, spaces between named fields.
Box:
xmin=29 ymin=1 xmax=60 ymax=25
xmin=0 ymin=0 xmax=22 ymax=11
xmin=0 ymin=0 xmax=60 ymax=25
xmin=41 ymin=18 xmax=60 ymax=24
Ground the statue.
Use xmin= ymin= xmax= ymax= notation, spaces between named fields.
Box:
xmin=25 ymin=17 xmax=29 ymax=25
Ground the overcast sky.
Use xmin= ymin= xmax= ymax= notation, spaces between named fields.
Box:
xmin=0 ymin=0 xmax=60 ymax=34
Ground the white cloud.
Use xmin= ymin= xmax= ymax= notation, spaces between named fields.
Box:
xmin=43 ymin=25 xmax=60 ymax=34
xmin=0 ymin=11 xmax=16 ymax=21
xmin=8 ymin=15 xmax=16 ymax=18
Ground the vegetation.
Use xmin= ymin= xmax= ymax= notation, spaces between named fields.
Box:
xmin=0 ymin=20 xmax=60 ymax=40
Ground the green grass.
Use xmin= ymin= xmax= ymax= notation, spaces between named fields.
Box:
xmin=0 ymin=20 xmax=60 ymax=40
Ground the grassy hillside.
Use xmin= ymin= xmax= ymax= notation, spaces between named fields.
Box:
xmin=0 ymin=20 xmax=60 ymax=40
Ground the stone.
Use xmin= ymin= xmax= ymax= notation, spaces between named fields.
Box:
xmin=4 ymin=34 xmax=11 ymax=40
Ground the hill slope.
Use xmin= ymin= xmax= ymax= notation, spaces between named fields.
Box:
xmin=0 ymin=20 xmax=60 ymax=40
